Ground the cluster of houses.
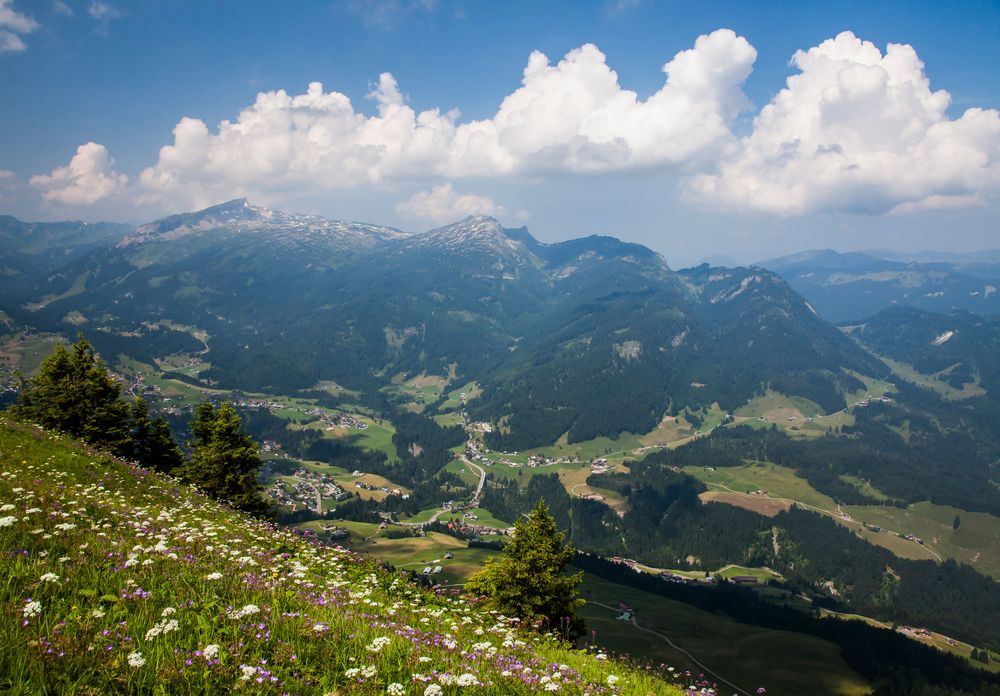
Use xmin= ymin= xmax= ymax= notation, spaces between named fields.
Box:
xmin=855 ymin=394 xmax=894 ymax=408
xmin=354 ymin=479 xmax=408 ymax=499
xmin=589 ymin=458 xmax=615 ymax=475
xmin=322 ymin=411 xmax=368 ymax=430
xmin=260 ymin=439 xmax=283 ymax=454
xmin=464 ymin=435 xmax=572 ymax=470
xmin=266 ymin=468 xmax=352 ymax=510
xmin=442 ymin=519 xmax=513 ymax=538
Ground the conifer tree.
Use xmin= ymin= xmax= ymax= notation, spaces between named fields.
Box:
xmin=183 ymin=402 xmax=270 ymax=517
xmin=11 ymin=336 xmax=130 ymax=454
xmin=128 ymin=398 xmax=183 ymax=474
xmin=466 ymin=499 xmax=584 ymax=637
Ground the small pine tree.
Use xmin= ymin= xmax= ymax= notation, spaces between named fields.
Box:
xmin=127 ymin=398 xmax=183 ymax=474
xmin=465 ymin=499 xmax=584 ymax=637
xmin=10 ymin=336 xmax=130 ymax=454
xmin=182 ymin=402 xmax=270 ymax=517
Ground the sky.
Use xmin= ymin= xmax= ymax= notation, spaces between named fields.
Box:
xmin=1 ymin=0 xmax=999 ymax=266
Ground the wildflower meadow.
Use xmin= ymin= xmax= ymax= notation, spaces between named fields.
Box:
xmin=0 ymin=418 xmax=730 ymax=694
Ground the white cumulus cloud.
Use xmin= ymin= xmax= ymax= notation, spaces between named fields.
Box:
xmin=29 ymin=29 xmax=1000 ymax=222
xmin=131 ymin=29 xmax=755 ymax=211
xmin=29 ymin=142 xmax=128 ymax=205
xmin=0 ymin=0 xmax=38 ymax=53
xmin=396 ymin=184 xmax=505 ymax=224
xmin=685 ymin=31 xmax=1000 ymax=215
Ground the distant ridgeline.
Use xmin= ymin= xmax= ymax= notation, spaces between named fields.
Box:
xmin=3 ymin=202 xmax=889 ymax=450
xmin=760 ymin=248 xmax=1000 ymax=323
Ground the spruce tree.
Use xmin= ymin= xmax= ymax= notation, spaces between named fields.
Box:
xmin=11 ymin=336 xmax=130 ymax=454
xmin=466 ymin=499 xmax=584 ymax=637
xmin=183 ymin=402 xmax=270 ymax=517
xmin=128 ymin=398 xmax=183 ymax=474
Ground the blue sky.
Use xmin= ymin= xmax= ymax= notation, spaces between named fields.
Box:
xmin=2 ymin=0 xmax=999 ymax=265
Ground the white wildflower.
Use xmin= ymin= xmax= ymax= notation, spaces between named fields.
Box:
xmin=0 ymin=516 xmax=16 ymax=527
xmin=424 ymin=686 xmax=443 ymax=696
xmin=387 ymin=683 xmax=406 ymax=696
xmin=127 ymin=651 xmax=146 ymax=667
xmin=145 ymin=618 xmax=179 ymax=641
xmin=39 ymin=573 xmax=60 ymax=583
xmin=161 ymin=607 xmax=176 ymax=617
xmin=239 ymin=664 xmax=257 ymax=681
xmin=367 ymin=636 xmax=392 ymax=652
xmin=456 ymin=673 xmax=479 ymax=686
xmin=23 ymin=600 xmax=42 ymax=618
xmin=227 ymin=604 xmax=260 ymax=619
xmin=606 ymin=674 xmax=620 ymax=686
xmin=203 ymin=644 xmax=220 ymax=660
xmin=205 ymin=571 xmax=224 ymax=580
xmin=0 ymin=504 xmax=14 ymax=511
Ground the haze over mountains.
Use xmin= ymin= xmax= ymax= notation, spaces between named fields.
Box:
xmin=2 ymin=199 xmax=899 ymax=450
xmin=759 ymin=248 xmax=1000 ymax=323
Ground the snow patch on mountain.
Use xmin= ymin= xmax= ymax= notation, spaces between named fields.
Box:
xmin=932 ymin=330 xmax=954 ymax=346
xmin=118 ymin=199 xmax=408 ymax=252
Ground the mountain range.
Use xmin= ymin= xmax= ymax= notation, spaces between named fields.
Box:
xmin=2 ymin=199 xmax=891 ymax=449
xmin=760 ymin=248 xmax=1000 ymax=323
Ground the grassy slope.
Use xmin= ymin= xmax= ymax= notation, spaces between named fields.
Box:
xmin=0 ymin=419 xmax=691 ymax=695
xmin=337 ymin=530 xmax=868 ymax=696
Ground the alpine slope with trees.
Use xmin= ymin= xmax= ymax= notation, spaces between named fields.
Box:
xmin=8 ymin=335 xmax=269 ymax=517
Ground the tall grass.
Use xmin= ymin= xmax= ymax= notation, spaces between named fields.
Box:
xmin=0 ymin=419 xmax=718 ymax=695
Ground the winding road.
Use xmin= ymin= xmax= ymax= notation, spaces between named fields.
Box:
xmin=400 ymin=451 xmax=487 ymax=528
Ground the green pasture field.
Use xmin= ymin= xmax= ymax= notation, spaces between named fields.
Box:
xmin=881 ymin=356 xmax=986 ymax=400
xmin=578 ymin=574 xmax=871 ymax=696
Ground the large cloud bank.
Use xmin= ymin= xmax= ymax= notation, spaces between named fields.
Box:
xmin=686 ymin=31 xmax=1000 ymax=215
xmin=28 ymin=29 xmax=1000 ymax=218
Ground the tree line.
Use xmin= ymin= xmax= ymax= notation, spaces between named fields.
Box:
xmin=7 ymin=336 xmax=269 ymax=517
